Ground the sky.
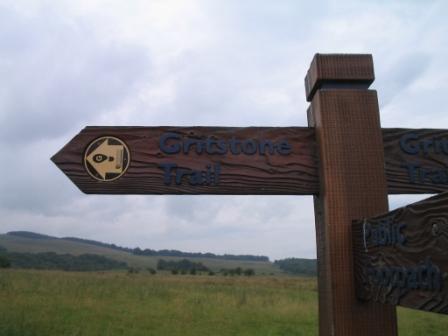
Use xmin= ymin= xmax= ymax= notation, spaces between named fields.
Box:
xmin=1 ymin=0 xmax=447 ymax=260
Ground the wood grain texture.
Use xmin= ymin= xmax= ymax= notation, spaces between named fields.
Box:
xmin=353 ymin=191 xmax=448 ymax=314
xmin=311 ymin=89 xmax=397 ymax=335
xmin=305 ymin=54 xmax=375 ymax=102
xmin=307 ymin=106 xmax=335 ymax=335
xmin=51 ymin=126 xmax=318 ymax=195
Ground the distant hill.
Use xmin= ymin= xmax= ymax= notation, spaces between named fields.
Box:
xmin=1 ymin=231 xmax=317 ymax=276
xmin=63 ymin=236 xmax=269 ymax=262
xmin=62 ymin=237 xmax=132 ymax=253
xmin=6 ymin=231 xmax=269 ymax=262
xmin=0 ymin=231 xmax=282 ymax=275
xmin=6 ymin=231 xmax=58 ymax=240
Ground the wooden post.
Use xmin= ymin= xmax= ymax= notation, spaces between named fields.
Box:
xmin=306 ymin=54 xmax=398 ymax=335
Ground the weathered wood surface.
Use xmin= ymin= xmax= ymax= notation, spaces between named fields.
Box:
xmin=51 ymin=126 xmax=318 ymax=194
xmin=309 ymin=88 xmax=397 ymax=335
xmin=305 ymin=54 xmax=374 ymax=102
xmin=353 ymin=191 xmax=448 ymax=314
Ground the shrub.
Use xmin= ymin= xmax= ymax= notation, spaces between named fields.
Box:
xmin=127 ymin=267 xmax=140 ymax=274
xmin=157 ymin=259 xmax=209 ymax=272
xmin=0 ymin=255 xmax=11 ymax=268
xmin=243 ymin=269 xmax=255 ymax=276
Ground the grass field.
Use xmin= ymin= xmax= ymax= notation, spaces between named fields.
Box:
xmin=1 ymin=270 xmax=448 ymax=336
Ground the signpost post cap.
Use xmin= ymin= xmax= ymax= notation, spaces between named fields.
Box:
xmin=305 ymin=53 xmax=375 ymax=102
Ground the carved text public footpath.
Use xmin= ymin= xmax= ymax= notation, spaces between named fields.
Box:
xmin=362 ymin=218 xmax=442 ymax=292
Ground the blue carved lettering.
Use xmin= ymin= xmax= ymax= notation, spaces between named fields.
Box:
xmin=402 ymin=162 xmax=420 ymax=183
xmin=400 ymin=133 xmax=419 ymax=155
xmin=160 ymin=133 xmax=181 ymax=154
xmin=229 ymin=137 xmax=241 ymax=155
xmin=277 ymin=140 xmax=292 ymax=155
xmin=367 ymin=258 xmax=442 ymax=291
xmin=242 ymin=140 xmax=257 ymax=155
xmin=159 ymin=163 xmax=177 ymax=185
xmin=259 ymin=140 xmax=274 ymax=155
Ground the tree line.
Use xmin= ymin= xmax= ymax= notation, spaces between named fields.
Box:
xmin=273 ymin=258 xmax=317 ymax=276
xmin=156 ymin=258 xmax=255 ymax=276
xmin=0 ymin=246 xmax=127 ymax=271
xmin=133 ymin=247 xmax=269 ymax=262
xmin=0 ymin=246 xmax=257 ymax=276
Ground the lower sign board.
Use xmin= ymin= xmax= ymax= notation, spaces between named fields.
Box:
xmin=352 ymin=191 xmax=448 ymax=313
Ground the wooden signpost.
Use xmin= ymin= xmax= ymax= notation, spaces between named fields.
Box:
xmin=52 ymin=53 xmax=448 ymax=335
xmin=353 ymin=191 xmax=448 ymax=313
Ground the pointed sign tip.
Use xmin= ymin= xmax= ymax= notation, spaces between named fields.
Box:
xmin=50 ymin=149 xmax=63 ymax=165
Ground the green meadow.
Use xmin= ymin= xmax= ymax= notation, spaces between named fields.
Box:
xmin=1 ymin=270 xmax=447 ymax=336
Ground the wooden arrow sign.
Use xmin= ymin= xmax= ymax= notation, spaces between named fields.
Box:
xmin=51 ymin=126 xmax=318 ymax=194
xmin=52 ymin=127 xmax=448 ymax=195
xmin=352 ymin=191 xmax=448 ymax=314
xmin=52 ymin=126 xmax=448 ymax=195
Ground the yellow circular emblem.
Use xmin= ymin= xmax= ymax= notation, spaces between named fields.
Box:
xmin=84 ymin=136 xmax=130 ymax=181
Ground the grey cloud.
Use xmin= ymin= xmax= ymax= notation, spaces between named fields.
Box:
xmin=0 ymin=140 xmax=77 ymax=214
xmin=1 ymin=1 xmax=447 ymax=260
xmin=0 ymin=5 xmax=151 ymax=144
xmin=377 ymin=53 xmax=430 ymax=107
xmin=121 ymin=40 xmax=310 ymax=128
